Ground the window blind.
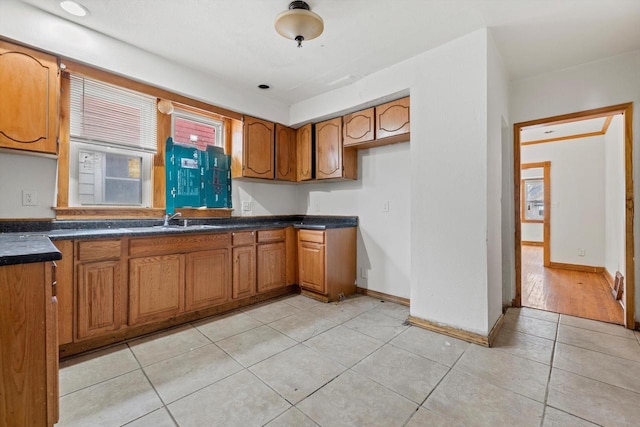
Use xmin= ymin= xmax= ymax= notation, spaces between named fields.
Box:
xmin=69 ymin=74 xmax=157 ymax=152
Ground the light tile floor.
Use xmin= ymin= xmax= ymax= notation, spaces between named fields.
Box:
xmin=56 ymin=295 xmax=640 ymax=427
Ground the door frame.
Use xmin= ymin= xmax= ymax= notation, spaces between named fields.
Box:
xmin=514 ymin=103 xmax=635 ymax=329
xmin=521 ymin=162 xmax=551 ymax=267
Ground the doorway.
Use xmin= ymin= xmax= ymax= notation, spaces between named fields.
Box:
xmin=514 ymin=103 xmax=634 ymax=328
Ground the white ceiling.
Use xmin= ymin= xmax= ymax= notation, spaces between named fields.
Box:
xmin=521 ymin=116 xmax=611 ymax=143
xmin=18 ymin=0 xmax=640 ymax=105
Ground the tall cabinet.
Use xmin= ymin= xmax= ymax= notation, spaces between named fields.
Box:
xmin=0 ymin=260 xmax=59 ymax=426
xmin=0 ymin=40 xmax=59 ymax=154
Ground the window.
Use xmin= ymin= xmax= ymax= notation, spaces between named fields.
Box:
xmin=68 ymin=75 xmax=157 ymax=207
xmin=172 ymin=109 xmax=223 ymax=150
xmin=523 ymin=178 xmax=544 ymax=222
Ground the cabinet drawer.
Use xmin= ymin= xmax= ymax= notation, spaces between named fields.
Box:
xmin=232 ymin=231 xmax=255 ymax=246
xmin=257 ymin=229 xmax=285 ymax=243
xmin=130 ymin=233 xmax=230 ymax=257
xmin=298 ymin=229 xmax=325 ymax=244
xmin=76 ymin=240 xmax=122 ymax=261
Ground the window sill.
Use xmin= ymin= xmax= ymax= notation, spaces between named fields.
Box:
xmin=521 ymin=219 xmax=544 ymax=224
xmin=55 ymin=207 xmax=232 ymax=220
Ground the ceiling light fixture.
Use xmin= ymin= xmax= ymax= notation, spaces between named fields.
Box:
xmin=157 ymin=99 xmax=174 ymax=115
xmin=274 ymin=1 xmax=324 ymax=48
xmin=60 ymin=0 xmax=89 ymax=17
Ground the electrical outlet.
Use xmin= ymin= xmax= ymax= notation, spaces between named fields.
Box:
xmin=578 ymin=248 xmax=586 ymax=257
xmin=360 ymin=268 xmax=368 ymax=279
xmin=383 ymin=201 xmax=390 ymax=213
xmin=314 ymin=203 xmax=320 ymax=212
xmin=22 ymin=189 xmax=37 ymax=206
xmin=241 ymin=201 xmax=252 ymax=211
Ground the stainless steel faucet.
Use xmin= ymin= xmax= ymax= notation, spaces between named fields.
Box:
xmin=163 ymin=212 xmax=181 ymax=226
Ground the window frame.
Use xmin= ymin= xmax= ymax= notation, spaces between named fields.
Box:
xmin=55 ymin=60 xmax=238 ymax=219
xmin=521 ymin=177 xmax=544 ymax=223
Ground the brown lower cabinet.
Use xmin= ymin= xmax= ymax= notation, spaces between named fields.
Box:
xmin=298 ymin=227 xmax=357 ymax=302
xmin=232 ymin=244 xmax=256 ymax=299
xmin=257 ymin=228 xmax=287 ymax=292
xmin=186 ymin=249 xmax=230 ymax=311
xmin=60 ymin=225 xmax=354 ymax=356
xmin=75 ymin=239 xmax=126 ymax=341
xmin=0 ymin=261 xmax=58 ymax=426
xmin=129 ymin=254 xmax=185 ymax=326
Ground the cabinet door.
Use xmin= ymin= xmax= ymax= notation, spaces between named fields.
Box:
xmin=186 ymin=249 xmax=230 ymax=311
xmin=296 ymin=123 xmax=313 ymax=181
xmin=343 ymin=107 xmax=375 ymax=146
xmin=298 ymin=241 xmax=325 ymax=293
xmin=315 ymin=117 xmax=343 ymax=180
xmin=0 ymin=262 xmax=57 ymax=427
xmin=275 ymin=124 xmax=296 ymax=181
xmin=129 ymin=255 xmax=184 ymax=326
xmin=243 ymin=116 xmax=274 ymax=179
xmin=257 ymin=242 xmax=286 ymax=293
xmin=376 ymin=97 xmax=410 ymax=139
xmin=0 ymin=41 xmax=58 ymax=154
xmin=53 ymin=240 xmax=74 ymax=346
xmin=76 ymin=260 xmax=123 ymax=340
xmin=232 ymin=245 xmax=256 ymax=299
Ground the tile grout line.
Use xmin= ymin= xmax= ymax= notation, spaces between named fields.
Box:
xmin=125 ymin=342 xmax=181 ymax=427
xmin=538 ymin=317 xmax=560 ymax=427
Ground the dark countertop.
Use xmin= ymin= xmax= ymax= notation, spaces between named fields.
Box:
xmin=0 ymin=235 xmax=62 ymax=266
xmin=0 ymin=215 xmax=357 ymax=266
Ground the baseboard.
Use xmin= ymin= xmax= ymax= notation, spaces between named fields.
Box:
xmin=356 ymin=287 xmax=410 ymax=306
xmin=603 ymin=268 xmax=615 ymax=289
xmin=407 ymin=313 xmax=504 ymax=348
xmin=522 ymin=241 xmax=544 ymax=247
xmin=549 ymin=262 xmax=604 ymax=273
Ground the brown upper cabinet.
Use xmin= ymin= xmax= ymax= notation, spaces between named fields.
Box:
xmin=376 ymin=97 xmax=410 ymax=140
xmin=315 ymin=117 xmax=357 ymax=180
xmin=296 ymin=123 xmax=314 ymax=181
xmin=275 ymin=124 xmax=296 ymax=182
xmin=0 ymin=41 xmax=59 ymax=154
xmin=343 ymin=107 xmax=375 ymax=146
xmin=241 ymin=116 xmax=275 ymax=179
xmin=342 ymin=97 xmax=410 ymax=149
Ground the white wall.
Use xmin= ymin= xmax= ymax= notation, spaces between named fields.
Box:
xmin=412 ymin=30 xmax=489 ymax=335
xmin=487 ymin=32 xmax=510 ymax=329
xmin=521 ymin=167 xmax=544 ymax=243
xmin=298 ymin=143 xmax=411 ymax=299
xmin=522 ymin=136 xmax=606 ymax=266
xmin=604 ymin=114 xmax=626 ymax=279
xmin=291 ymin=29 xmax=505 ymax=335
xmin=0 ymin=151 xmax=57 ymax=218
xmin=511 ymin=49 xmax=640 ymax=323
xmin=232 ymin=181 xmax=301 ymax=217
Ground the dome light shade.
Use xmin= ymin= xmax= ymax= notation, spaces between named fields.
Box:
xmin=275 ymin=1 xmax=324 ymax=48
xmin=157 ymin=99 xmax=174 ymax=115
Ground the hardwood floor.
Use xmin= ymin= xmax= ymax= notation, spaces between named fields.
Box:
xmin=521 ymin=245 xmax=624 ymax=324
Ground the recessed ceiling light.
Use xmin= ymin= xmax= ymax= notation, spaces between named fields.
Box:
xmin=258 ymin=84 xmax=270 ymax=89
xmin=60 ymin=1 xmax=89 ymax=17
